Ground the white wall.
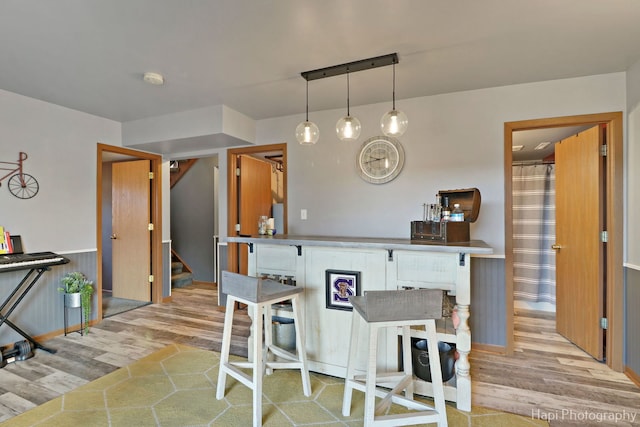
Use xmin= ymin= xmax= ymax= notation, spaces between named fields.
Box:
xmin=626 ymin=59 xmax=640 ymax=267
xmin=254 ymin=73 xmax=626 ymax=255
xmin=0 ymin=89 xmax=121 ymax=253
xmin=0 ymin=72 xmax=628 ymax=258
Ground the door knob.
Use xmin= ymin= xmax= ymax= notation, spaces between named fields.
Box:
xmin=110 ymin=234 xmax=117 ymax=240
xmin=551 ymin=244 xmax=561 ymax=250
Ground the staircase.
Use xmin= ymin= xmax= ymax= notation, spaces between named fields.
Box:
xmin=170 ymin=160 xmax=198 ymax=289
xmin=171 ymin=261 xmax=193 ymax=288
xmin=171 ymin=250 xmax=193 ymax=288
xmin=169 ymin=158 xmax=198 ymax=189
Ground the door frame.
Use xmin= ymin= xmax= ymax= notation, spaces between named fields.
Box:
xmin=97 ymin=143 xmax=164 ymax=321
xmin=226 ymin=143 xmax=287 ymax=273
xmin=504 ymin=112 xmax=623 ymax=371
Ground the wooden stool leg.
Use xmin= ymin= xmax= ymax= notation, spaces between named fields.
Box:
xmin=263 ymin=304 xmax=273 ymax=376
xmin=341 ymin=309 xmax=361 ymax=416
xmin=291 ymin=295 xmax=311 ymax=396
xmin=252 ymin=303 xmax=264 ymax=427
xmin=216 ymin=295 xmax=237 ymax=400
xmin=364 ymin=322 xmax=378 ymax=425
xmin=401 ymin=325 xmax=415 ymax=400
xmin=425 ymin=320 xmax=447 ymax=427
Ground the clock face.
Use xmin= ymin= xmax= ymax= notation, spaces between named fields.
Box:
xmin=356 ymin=136 xmax=405 ymax=184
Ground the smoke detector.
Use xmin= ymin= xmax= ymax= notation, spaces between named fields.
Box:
xmin=143 ymin=72 xmax=164 ymax=85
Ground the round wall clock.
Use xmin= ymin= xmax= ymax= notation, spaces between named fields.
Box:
xmin=356 ymin=135 xmax=405 ymax=184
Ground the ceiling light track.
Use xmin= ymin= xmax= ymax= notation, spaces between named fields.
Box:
xmin=301 ymin=53 xmax=398 ymax=81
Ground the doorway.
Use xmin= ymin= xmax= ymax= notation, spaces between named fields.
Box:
xmin=504 ymin=112 xmax=623 ymax=372
xmin=97 ymin=143 xmax=164 ymax=321
xmin=226 ymin=143 xmax=287 ymax=276
xmin=170 ymin=155 xmax=219 ymax=287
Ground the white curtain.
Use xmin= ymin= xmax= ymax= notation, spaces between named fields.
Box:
xmin=512 ymin=164 xmax=556 ymax=304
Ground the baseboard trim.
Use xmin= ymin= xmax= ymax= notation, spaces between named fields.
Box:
xmin=31 ymin=318 xmax=99 ymax=345
xmin=193 ymin=280 xmax=216 ymax=287
xmin=472 ymin=343 xmax=507 ymax=355
xmin=625 ymin=366 xmax=640 ymax=387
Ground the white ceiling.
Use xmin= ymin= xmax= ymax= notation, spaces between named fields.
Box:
xmin=2 ymin=1 xmax=640 ymax=153
xmin=512 ymin=125 xmax=593 ymax=162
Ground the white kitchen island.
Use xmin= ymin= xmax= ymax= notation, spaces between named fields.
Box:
xmin=226 ymin=234 xmax=492 ymax=411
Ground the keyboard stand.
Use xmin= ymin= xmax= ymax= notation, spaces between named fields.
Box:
xmin=0 ymin=267 xmax=57 ymax=354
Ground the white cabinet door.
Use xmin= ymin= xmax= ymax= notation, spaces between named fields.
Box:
xmin=303 ymin=247 xmax=387 ymax=376
xmin=388 ymin=250 xmax=459 ymax=294
xmin=254 ymin=244 xmax=302 ymax=279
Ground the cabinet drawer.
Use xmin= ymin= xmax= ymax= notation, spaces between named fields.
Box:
xmin=394 ymin=252 xmax=458 ymax=292
xmin=256 ymin=244 xmax=298 ymax=273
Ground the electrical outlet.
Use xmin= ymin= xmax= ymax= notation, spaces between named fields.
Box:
xmin=301 ymin=209 xmax=307 ymax=220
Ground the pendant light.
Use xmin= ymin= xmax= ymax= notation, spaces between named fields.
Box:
xmin=380 ymin=61 xmax=408 ymax=137
xmin=298 ymin=53 xmax=398 ymax=143
xmin=336 ymin=71 xmax=361 ymax=142
xmin=295 ymin=79 xmax=319 ymax=145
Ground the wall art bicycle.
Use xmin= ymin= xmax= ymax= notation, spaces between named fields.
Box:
xmin=0 ymin=152 xmax=39 ymax=199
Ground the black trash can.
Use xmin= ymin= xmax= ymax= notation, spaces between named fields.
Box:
xmin=411 ymin=339 xmax=456 ymax=382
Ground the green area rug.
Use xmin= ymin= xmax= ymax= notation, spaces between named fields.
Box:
xmin=3 ymin=344 xmax=547 ymax=426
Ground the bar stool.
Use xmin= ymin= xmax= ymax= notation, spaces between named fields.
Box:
xmin=342 ymin=289 xmax=448 ymax=427
xmin=216 ymin=271 xmax=311 ymax=427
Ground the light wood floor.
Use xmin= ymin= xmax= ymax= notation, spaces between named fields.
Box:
xmin=1 ymin=282 xmax=638 ymax=425
xmin=472 ymin=308 xmax=640 ymax=426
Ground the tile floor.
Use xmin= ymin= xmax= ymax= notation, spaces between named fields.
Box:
xmin=4 ymin=344 xmax=547 ymax=426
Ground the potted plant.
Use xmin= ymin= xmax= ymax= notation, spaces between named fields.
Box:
xmin=58 ymin=271 xmax=94 ymax=334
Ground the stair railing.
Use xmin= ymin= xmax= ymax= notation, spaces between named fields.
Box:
xmin=171 ymin=248 xmax=193 ymax=274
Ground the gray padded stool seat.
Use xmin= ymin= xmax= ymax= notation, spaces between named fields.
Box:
xmin=216 ymin=271 xmax=311 ymax=427
xmin=342 ymin=289 xmax=448 ymax=427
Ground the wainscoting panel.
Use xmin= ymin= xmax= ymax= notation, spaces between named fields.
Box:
xmin=626 ymin=267 xmax=640 ymax=375
xmin=0 ymin=252 xmax=510 ymax=350
xmin=470 ymin=256 xmax=506 ymax=348
xmin=217 ymin=242 xmax=228 ymax=306
xmin=0 ymin=251 xmax=96 ymax=347
xmin=218 ymin=243 xmax=227 ymax=286
xmin=163 ymin=241 xmax=171 ymax=298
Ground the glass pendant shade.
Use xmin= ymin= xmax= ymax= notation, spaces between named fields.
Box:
xmin=296 ymin=120 xmax=320 ymax=145
xmin=381 ymin=109 xmax=408 ymax=137
xmin=380 ymin=61 xmax=408 ymax=137
xmin=336 ymin=72 xmax=361 ymax=142
xmin=336 ymin=115 xmax=362 ymax=141
xmin=297 ymin=79 xmax=319 ymax=145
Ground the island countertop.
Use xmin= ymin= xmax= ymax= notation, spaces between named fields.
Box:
xmin=229 ymin=233 xmax=491 ymax=411
xmin=226 ymin=234 xmax=493 ymax=255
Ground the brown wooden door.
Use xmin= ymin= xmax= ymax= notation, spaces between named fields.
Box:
xmin=237 ymin=155 xmax=272 ymax=274
xmin=555 ymin=125 xmax=604 ymax=360
xmin=112 ymin=160 xmax=151 ymax=301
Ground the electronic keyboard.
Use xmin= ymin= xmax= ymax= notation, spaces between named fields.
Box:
xmin=0 ymin=252 xmax=70 ymax=272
